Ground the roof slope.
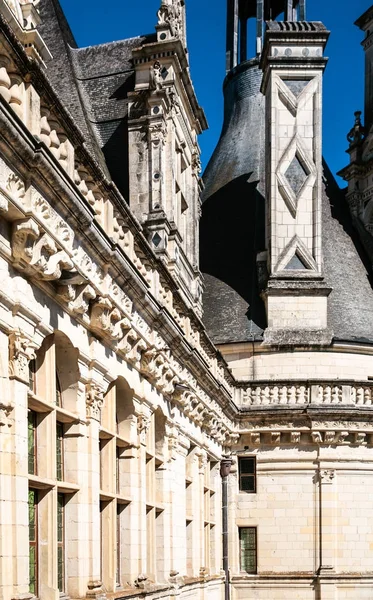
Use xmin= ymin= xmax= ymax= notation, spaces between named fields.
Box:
xmin=37 ymin=0 xmax=154 ymax=194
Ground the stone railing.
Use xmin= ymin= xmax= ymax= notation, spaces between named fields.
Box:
xmin=238 ymin=381 xmax=373 ymax=408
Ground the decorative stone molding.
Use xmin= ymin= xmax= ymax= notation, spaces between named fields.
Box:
xmin=240 ymin=419 xmax=373 ymax=448
xmin=319 ymin=470 xmax=335 ymax=484
xmin=137 ymin=414 xmax=151 ymax=444
xmin=90 ymin=297 xmax=131 ymax=342
xmin=6 ymin=172 xmax=25 ymax=201
xmin=0 ymin=400 xmax=13 ymax=427
xmin=8 ymin=330 xmax=37 ymax=384
xmin=86 ymin=383 xmax=104 ymax=422
xmin=12 ymin=217 xmax=74 ymax=280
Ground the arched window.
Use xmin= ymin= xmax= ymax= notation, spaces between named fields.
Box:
xmin=100 ymin=377 xmax=135 ymax=591
xmin=27 ymin=331 xmax=80 ymax=599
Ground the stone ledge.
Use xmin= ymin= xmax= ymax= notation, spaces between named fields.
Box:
xmin=264 ymin=327 xmax=333 ymax=347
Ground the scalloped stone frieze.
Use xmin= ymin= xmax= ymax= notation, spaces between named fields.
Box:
xmin=73 ymin=246 xmax=106 ymax=289
xmin=31 ymin=189 xmax=74 ymax=250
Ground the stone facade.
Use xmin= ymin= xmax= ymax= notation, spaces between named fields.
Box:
xmin=0 ymin=1 xmax=373 ymax=600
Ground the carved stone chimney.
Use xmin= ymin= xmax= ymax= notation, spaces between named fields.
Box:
xmin=260 ymin=20 xmax=332 ymax=346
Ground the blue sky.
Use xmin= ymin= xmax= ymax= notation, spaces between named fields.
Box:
xmin=60 ymin=0 xmax=369 ymax=183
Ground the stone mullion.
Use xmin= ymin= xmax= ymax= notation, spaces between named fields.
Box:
xmin=169 ymin=439 xmax=188 ymax=576
xmin=198 ymin=451 xmax=207 ymax=575
xmin=154 ymin=460 xmax=170 ymax=582
xmin=188 ymin=451 xmax=201 ymax=577
xmin=138 ymin=416 xmax=149 ymax=577
xmin=84 ymin=385 xmax=104 ymax=599
xmin=63 ymin=418 xmax=88 ymax=600
xmin=119 ymin=445 xmax=141 ymax=584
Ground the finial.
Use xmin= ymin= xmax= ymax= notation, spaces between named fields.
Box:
xmin=156 ymin=0 xmax=186 ymax=46
xmin=347 ymin=111 xmax=365 ymax=148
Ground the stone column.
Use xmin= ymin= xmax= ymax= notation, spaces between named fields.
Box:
xmin=119 ymin=441 xmax=141 ymax=584
xmin=260 ymin=21 xmax=332 ymax=346
xmin=84 ymin=383 xmax=105 ymax=600
xmin=168 ymin=430 xmax=189 ymax=577
xmin=6 ymin=330 xmax=37 ymax=600
xmin=317 ymin=468 xmax=337 ymax=600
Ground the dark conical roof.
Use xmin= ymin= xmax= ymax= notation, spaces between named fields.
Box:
xmin=201 ymin=57 xmax=373 ymax=346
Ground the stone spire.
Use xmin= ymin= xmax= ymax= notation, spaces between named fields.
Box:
xmin=156 ymin=0 xmax=186 ymax=48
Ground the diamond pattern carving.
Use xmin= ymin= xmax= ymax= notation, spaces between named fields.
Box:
xmin=285 ymin=154 xmax=308 ymax=197
xmin=277 ymin=135 xmax=316 ymax=218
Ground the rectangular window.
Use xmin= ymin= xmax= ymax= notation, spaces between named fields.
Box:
xmin=56 ymin=422 xmax=64 ymax=481
xmin=29 ymin=489 xmax=38 ymax=595
xmin=116 ymin=503 xmax=122 ymax=587
xmin=28 ymin=411 xmax=37 ymax=475
xmin=56 ymin=371 xmax=62 ymax=407
xmin=116 ymin=447 xmax=120 ymax=494
xmin=238 ymin=457 xmax=256 ymax=492
xmin=239 ymin=527 xmax=257 ymax=574
xmin=29 ymin=359 xmax=36 ymax=393
xmin=57 ymin=493 xmax=65 ymax=592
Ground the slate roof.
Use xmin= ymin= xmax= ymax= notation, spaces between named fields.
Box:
xmin=37 ymin=0 xmax=154 ymax=196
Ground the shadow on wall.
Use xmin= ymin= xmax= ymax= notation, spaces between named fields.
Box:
xmin=102 ymin=73 xmax=136 ymax=202
xmin=200 ymin=172 xmax=267 ymax=332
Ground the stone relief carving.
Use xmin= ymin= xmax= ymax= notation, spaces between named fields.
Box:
xmin=73 ymin=246 xmax=105 ymax=289
xmin=157 ymin=0 xmax=184 ymax=40
xmin=6 ymin=172 xmax=25 ymax=201
xmin=319 ymin=470 xmax=335 ymax=484
xmin=137 ymin=414 xmax=151 ymax=444
xmin=150 ymin=61 xmax=163 ymax=91
xmin=86 ymin=383 xmax=104 ymax=421
xmin=12 ymin=218 xmax=74 ymax=280
xmin=9 ymin=330 xmax=37 ymax=383
xmin=32 ymin=191 xmax=74 ymax=250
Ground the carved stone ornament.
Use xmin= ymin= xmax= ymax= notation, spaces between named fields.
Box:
xmin=0 ymin=400 xmax=14 ymax=427
xmin=137 ymin=414 xmax=151 ymax=444
xmin=90 ymin=297 xmax=130 ymax=342
xmin=12 ymin=218 xmax=74 ymax=280
xmin=86 ymin=383 xmax=104 ymax=421
xmin=157 ymin=0 xmax=184 ymax=40
xmin=319 ymin=470 xmax=335 ymax=484
xmin=150 ymin=61 xmax=163 ymax=91
xmin=6 ymin=172 xmax=25 ymax=201
xmin=9 ymin=330 xmax=37 ymax=384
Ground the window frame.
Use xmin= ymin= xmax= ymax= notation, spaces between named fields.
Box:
xmin=29 ymin=488 xmax=39 ymax=596
xmin=56 ymin=422 xmax=64 ymax=482
xmin=239 ymin=526 xmax=257 ymax=574
xmin=57 ymin=493 xmax=65 ymax=593
xmin=238 ymin=456 xmax=256 ymax=493
xmin=28 ymin=410 xmax=37 ymax=476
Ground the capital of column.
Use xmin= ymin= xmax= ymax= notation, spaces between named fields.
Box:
xmin=9 ymin=329 xmax=37 ymax=384
xmin=85 ymin=382 xmax=105 ymax=422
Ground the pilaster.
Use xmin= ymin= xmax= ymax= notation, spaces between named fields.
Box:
xmin=7 ymin=330 xmax=37 ymax=600
xmin=260 ymin=22 xmax=332 ymax=346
